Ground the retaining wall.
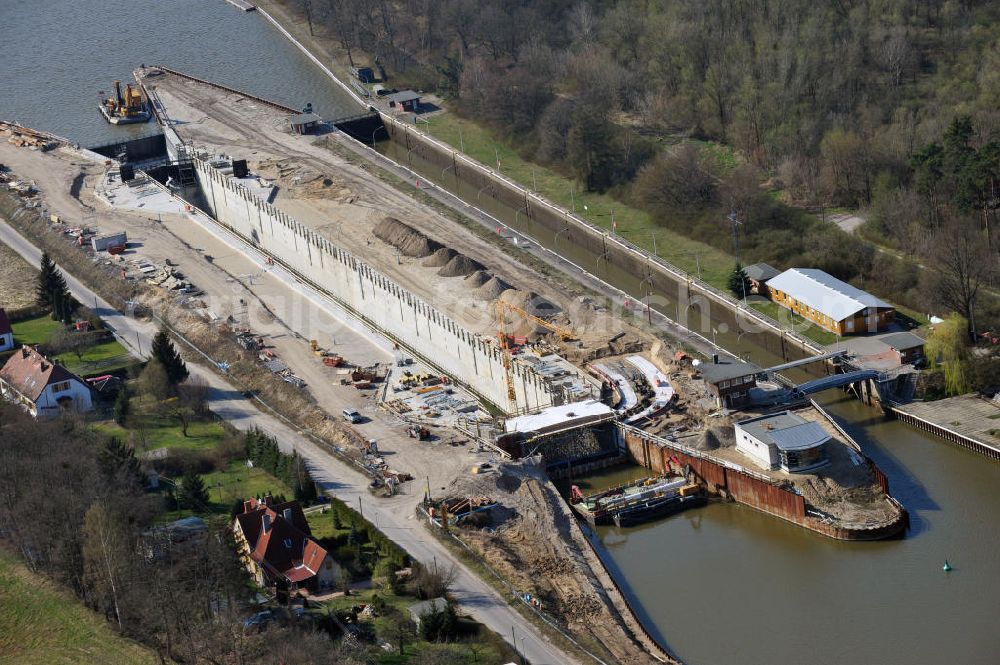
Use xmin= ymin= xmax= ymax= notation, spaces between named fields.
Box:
xmin=188 ymin=155 xmax=557 ymax=414
xmin=379 ymin=114 xmax=827 ymax=369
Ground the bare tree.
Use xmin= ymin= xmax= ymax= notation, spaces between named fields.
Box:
xmin=929 ymin=215 xmax=998 ymax=340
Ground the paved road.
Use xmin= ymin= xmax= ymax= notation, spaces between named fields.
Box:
xmin=0 ymin=217 xmax=577 ymax=665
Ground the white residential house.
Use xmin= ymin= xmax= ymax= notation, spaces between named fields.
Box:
xmin=0 ymin=309 xmax=13 ymax=352
xmin=734 ymin=411 xmax=830 ymax=473
xmin=0 ymin=346 xmax=93 ymax=416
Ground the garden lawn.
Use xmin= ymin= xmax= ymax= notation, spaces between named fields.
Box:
xmin=60 ymin=338 xmax=134 ymax=376
xmin=0 ymin=549 xmax=157 ymax=665
xmin=10 ymin=314 xmax=61 ymax=346
xmin=422 ymin=114 xmax=736 ymax=289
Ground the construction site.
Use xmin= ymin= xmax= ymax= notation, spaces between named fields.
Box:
xmin=0 ymin=68 xmax=907 ymax=664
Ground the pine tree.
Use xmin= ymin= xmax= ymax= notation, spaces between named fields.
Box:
xmin=151 ymin=329 xmax=188 ymax=385
xmin=180 ymin=469 xmax=210 ymax=511
xmin=36 ymin=252 xmax=67 ymax=306
xmin=728 ymin=264 xmax=751 ymax=300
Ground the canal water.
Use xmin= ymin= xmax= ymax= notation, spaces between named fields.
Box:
xmin=2 ymin=3 xmax=997 ymax=663
xmin=0 ymin=0 xmax=358 ymax=148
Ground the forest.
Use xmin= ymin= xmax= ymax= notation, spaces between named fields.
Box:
xmin=293 ymin=0 xmax=1000 ymax=330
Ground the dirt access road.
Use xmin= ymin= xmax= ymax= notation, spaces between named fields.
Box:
xmin=0 ymin=214 xmax=579 ymax=665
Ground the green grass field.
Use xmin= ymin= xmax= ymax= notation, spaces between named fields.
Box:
xmin=93 ymin=410 xmax=230 ymax=453
xmin=95 ymin=400 xmax=292 ymax=521
xmin=0 ymin=550 xmax=156 ymax=665
xmin=422 ymin=114 xmax=737 ymax=289
xmin=10 ymin=315 xmax=61 ymax=346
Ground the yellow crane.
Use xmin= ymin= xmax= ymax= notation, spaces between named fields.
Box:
xmin=492 ymin=299 xmax=575 ymax=409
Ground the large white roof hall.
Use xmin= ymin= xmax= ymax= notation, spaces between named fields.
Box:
xmin=766 ymin=268 xmax=892 ymax=321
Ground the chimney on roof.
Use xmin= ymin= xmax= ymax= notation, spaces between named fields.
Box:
xmin=40 ymin=362 xmax=49 ymax=371
xmin=21 ymin=347 xmax=29 ymax=358
xmin=283 ymin=508 xmax=293 ymax=522
xmin=712 ymin=354 xmax=719 ymax=364
xmin=262 ymin=513 xmax=272 ymax=533
xmin=243 ymin=500 xmax=254 ymax=514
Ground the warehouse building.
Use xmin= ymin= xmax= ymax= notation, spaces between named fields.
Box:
xmin=766 ymin=268 xmax=895 ymax=335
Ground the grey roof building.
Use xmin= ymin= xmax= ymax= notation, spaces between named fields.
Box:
xmin=744 ymin=263 xmax=780 ymax=283
xmin=735 ymin=411 xmax=830 ymax=473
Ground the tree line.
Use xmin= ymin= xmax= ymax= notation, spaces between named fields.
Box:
xmin=293 ymin=0 xmax=999 ymax=331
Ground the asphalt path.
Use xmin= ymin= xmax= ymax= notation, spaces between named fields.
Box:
xmin=0 ymin=217 xmax=578 ymax=665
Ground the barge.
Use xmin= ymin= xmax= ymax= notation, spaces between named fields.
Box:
xmin=99 ymin=80 xmax=150 ymax=125
xmin=570 ymin=476 xmax=703 ymax=527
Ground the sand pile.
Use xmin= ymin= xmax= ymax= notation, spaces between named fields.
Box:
xmin=476 ymin=275 xmax=513 ymax=300
xmin=373 ymin=217 xmax=442 ymax=257
xmin=464 ymin=270 xmax=492 ymax=288
xmin=500 ymin=289 xmax=562 ymax=318
xmin=422 ymin=247 xmax=457 ymax=267
xmin=438 ymin=253 xmax=485 ymax=277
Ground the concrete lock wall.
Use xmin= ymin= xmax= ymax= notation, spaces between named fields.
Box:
xmin=380 ymin=114 xmax=826 ymax=370
xmin=191 ymin=156 xmax=556 ymax=414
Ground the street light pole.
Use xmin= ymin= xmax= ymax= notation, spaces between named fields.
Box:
xmin=728 ymin=209 xmax=743 ymax=266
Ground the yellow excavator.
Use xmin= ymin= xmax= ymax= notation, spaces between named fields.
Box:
xmin=99 ymin=80 xmax=150 ymax=125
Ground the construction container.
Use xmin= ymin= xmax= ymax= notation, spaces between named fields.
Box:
xmin=92 ymin=231 xmax=128 ymax=252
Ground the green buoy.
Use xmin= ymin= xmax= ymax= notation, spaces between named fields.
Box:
xmin=943 ymin=560 xmax=952 ymax=572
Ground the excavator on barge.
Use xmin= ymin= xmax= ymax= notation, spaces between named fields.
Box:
xmin=98 ymin=80 xmax=150 ymax=125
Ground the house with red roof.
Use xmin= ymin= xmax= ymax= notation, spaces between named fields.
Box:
xmin=0 ymin=309 xmax=13 ymax=352
xmin=232 ymin=495 xmax=338 ymax=593
xmin=0 ymin=345 xmax=92 ymax=416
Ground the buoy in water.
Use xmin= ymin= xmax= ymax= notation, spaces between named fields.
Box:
xmin=943 ymin=560 xmax=952 ymax=572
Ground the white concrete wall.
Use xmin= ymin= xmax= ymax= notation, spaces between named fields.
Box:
xmin=734 ymin=426 xmax=778 ymax=470
xmin=191 ymin=156 xmax=556 ymax=414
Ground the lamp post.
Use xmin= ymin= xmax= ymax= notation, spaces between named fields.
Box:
xmin=370 ymin=125 xmax=386 ymax=146
xmin=476 ymin=183 xmax=492 ymax=203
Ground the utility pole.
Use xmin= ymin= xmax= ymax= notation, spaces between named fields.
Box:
xmin=728 ymin=209 xmax=743 ymax=266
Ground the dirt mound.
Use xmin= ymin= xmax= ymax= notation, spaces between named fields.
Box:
xmin=694 ymin=427 xmax=734 ymax=451
xmin=500 ymin=289 xmax=562 ymax=318
xmin=476 ymin=276 xmax=513 ymax=300
xmin=422 ymin=247 xmax=457 ymax=267
xmin=464 ymin=270 xmax=492 ymax=288
xmin=438 ymin=253 xmax=485 ymax=277
xmin=373 ymin=217 xmax=442 ymax=258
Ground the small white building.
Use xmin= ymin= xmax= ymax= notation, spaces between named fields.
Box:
xmin=734 ymin=411 xmax=830 ymax=473
xmin=0 ymin=346 xmax=93 ymax=416
xmin=0 ymin=309 xmax=13 ymax=352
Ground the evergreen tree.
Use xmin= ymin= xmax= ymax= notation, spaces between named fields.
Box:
xmin=36 ymin=252 xmax=68 ymax=307
xmin=728 ymin=264 xmax=751 ymax=300
xmin=98 ymin=436 xmax=144 ymax=488
xmin=180 ymin=469 xmax=210 ymax=511
xmin=113 ymin=387 xmax=130 ymax=426
xmin=151 ymin=329 xmax=188 ymax=385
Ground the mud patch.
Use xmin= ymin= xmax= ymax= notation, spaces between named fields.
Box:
xmin=373 ymin=216 xmax=442 ymax=257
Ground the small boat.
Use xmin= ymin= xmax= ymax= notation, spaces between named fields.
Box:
xmin=570 ymin=475 xmax=703 ymax=526
xmin=98 ymin=80 xmax=150 ymax=125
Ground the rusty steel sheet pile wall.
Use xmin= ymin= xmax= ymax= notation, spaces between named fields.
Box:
xmin=189 ymin=155 xmax=558 ymax=414
xmin=724 ymin=468 xmax=806 ymax=518
xmin=621 ymin=425 xmax=905 ymax=540
xmin=380 ymin=114 xmax=825 ymax=369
